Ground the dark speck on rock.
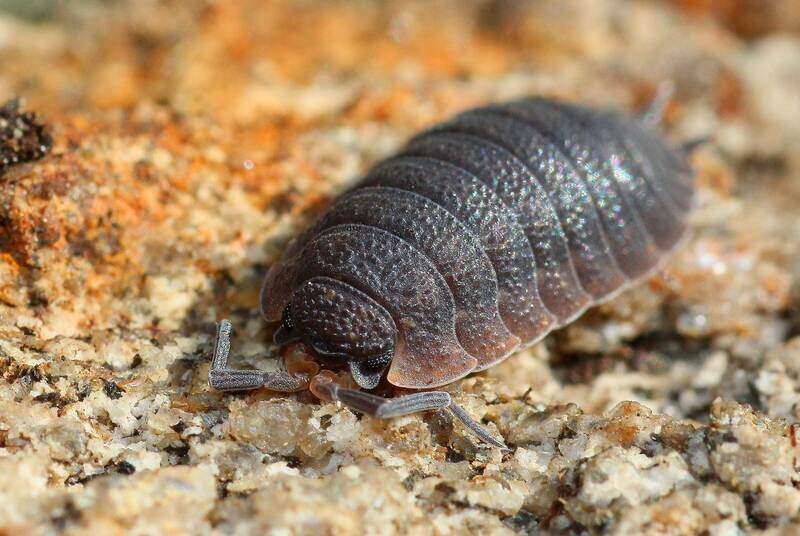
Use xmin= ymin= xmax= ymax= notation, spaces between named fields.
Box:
xmin=115 ymin=461 xmax=136 ymax=475
xmin=102 ymin=380 xmax=124 ymax=400
xmin=0 ymin=99 xmax=52 ymax=176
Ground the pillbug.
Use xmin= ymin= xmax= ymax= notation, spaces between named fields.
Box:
xmin=210 ymin=91 xmax=698 ymax=449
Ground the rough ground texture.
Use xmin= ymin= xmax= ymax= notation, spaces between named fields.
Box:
xmin=0 ymin=0 xmax=799 ymax=534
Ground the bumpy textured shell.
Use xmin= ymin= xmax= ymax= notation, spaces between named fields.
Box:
xmin=261 ymin=97 xmax=694 ymax=388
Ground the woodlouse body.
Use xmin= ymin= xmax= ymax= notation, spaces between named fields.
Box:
xmin=259 ymin=96 xmax=695 ymax=390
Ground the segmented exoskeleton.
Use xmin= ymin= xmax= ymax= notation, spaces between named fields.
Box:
xmin=210 ymin=93 xmax=697 ymax=449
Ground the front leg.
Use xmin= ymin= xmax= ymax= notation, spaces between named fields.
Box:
xmin=209 ymin=319 xmax=308 ymax=392
xmin=313 ymin=377 xmax=509 ymax=450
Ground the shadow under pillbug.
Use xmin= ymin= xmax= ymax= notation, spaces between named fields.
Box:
xmin=209 ymin=92 xmax=699 ymax=449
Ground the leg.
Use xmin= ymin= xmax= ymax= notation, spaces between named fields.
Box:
xmin=314 ymin=378 xmax=509 ymax=450
xmin=681 ymin=135 xmax=711 ymax=154
xmin=640 ymin=81 xmax=675 ymax=127
xmin=208 ymin=319 xmax=308 ymax=392
xmin=447 ymin=402 xmax=510 ymax=451
xmin=640 ymin=84 xmax=712 ymax=153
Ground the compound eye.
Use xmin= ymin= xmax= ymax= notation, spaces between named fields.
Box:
xmin=281 ymin=303 xmax=294 ymax=331
xmin=273 ymin=304 xmax=299 ymax=345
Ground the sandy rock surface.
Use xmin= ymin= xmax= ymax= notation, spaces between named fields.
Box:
xmin=0 ymin=0 xmax=799 ymax=534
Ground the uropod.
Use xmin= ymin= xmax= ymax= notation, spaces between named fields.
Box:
xmin=209 ymin=91 xmax=699 ymax=449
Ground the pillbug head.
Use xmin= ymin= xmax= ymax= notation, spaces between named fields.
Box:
xmin=274 ymin=276 xmax=396 ymax=389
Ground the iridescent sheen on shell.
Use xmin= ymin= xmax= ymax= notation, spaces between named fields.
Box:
xmin=261 ymin=97 xmax=694 ymax=389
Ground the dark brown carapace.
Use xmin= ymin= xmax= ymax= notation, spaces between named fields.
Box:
xmin=209 ymin=92 xmax=697 ymax=449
